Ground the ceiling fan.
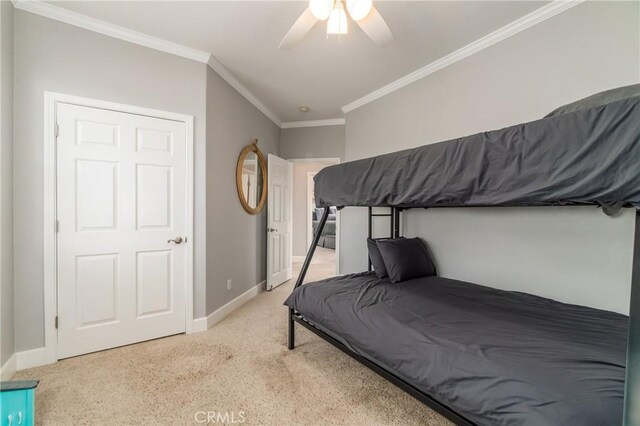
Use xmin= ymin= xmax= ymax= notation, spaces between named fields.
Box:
xmin=279 ymin=0 xmax=394 ymax=49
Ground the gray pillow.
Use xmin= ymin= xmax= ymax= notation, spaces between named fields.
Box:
xmin=367 ymin=238 xmax=390 ymax=278
xmin=545 ymin=84 xmax=640 ymax=118
xmin=376 ymin=237 xmax=436 ymax=283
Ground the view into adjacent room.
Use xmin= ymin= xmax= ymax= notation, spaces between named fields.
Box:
xmin=291 ymin=159 xmax=340 ymax=276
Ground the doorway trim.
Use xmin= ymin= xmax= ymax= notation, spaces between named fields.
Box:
xmin=43 ymin=92 xmax=195 ymax=365
xmin=289 ymin=157 xmax=341 ymax=276
xmin=306 ymin=171 xmax=317 ymax=251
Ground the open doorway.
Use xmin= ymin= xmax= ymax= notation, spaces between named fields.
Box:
xmin=290 ymin=158 xmax=341 ymax=278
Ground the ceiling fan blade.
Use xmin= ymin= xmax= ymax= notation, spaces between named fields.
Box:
xmin=279 ymin=8 xmax=318 ymax=49
xmin=356 ymin=6 xmax=394 ymax=47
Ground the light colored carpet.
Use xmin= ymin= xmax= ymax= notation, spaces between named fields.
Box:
xmin=15 ymin=248 xmax=449 ymax=425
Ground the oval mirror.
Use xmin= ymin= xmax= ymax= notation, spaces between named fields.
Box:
xmin=236 ymin=139 xmax=267 ymax=214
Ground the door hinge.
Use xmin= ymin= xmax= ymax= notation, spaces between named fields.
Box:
xmin=55 ymin=316 xmax=58 ymax=329
xmin=54 ymin=124 xmax=59 ymax=139
xmin=55 ymin=220 xmax=59 ymax=233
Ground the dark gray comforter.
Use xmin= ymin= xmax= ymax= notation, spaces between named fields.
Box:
xmin=284 ymin=273 xmax=628 ymax=425
xmin=314 ymin=96 xmax=640 ymax=213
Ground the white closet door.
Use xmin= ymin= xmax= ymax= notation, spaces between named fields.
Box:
xmin=267 ymin=154 xmax=293 ymax=290
xmin=56 ymin=103 xmax=187 ymax=359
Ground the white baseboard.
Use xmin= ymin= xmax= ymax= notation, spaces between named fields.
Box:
xmin=206 ymin=281 xmax=266 ymax=329
xmin=17 ymin=347 xmax=49 ymax=371
xmin=0 ymin=353 xmax=17 ymax=380
xmin=6 ymin=282 xmax=266 ymax=372
xmin=191 ymin=317 xmax=208 ymax=333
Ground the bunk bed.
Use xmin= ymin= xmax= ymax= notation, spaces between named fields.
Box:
xmin=285 ymin=87 xmax=640 ymax=425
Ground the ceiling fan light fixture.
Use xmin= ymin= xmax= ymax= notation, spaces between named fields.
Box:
xmin=346 ymin=0 xmax=372 ymax=21
xmin=327 ymin=1 xmax=348 ymax=35
xmin=309 ymin=0 xmax=334 ymax=20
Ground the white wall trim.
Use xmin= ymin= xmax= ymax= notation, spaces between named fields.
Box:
xmin=341 ymin=0 xmax=584 ymax=113
xmin=16 ymin=347 xmax=48 ymax=371
xmin=307 ymin=171 xmax=317 ymax=251
xmin=2 ymin=347 xmax=51 ymax=374
xmin=281 ymin=119 xmax=345 ymax=129
xmin=13 ymin=0 xmax=584 ymax=127
xmin=43 ymin=92 xmax=196 ymax=366
xmin=1 ymin=347 xmax=49 ymax=373
xmin=13 ymin=0 xmax=210 ymax=64
xmin=13 ymin=0 xmax=283 ymax=127
xmin=206 ymin=281 xmax=266 ymax=329
xmin=0 ymin=354 xmax=17 ymax=380
xmin=207 ymin=56 xmax=282 ymax=127
xmin=288 ymin=157 xmax=342 ymax=164
xmin=191 ymin=317 xmax=208 ymax=333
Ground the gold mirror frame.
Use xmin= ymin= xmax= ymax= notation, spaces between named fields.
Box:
xmin=236 ymin=139 xmax=267 ymax=215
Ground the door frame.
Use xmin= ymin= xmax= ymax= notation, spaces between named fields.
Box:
xmin=43 ymin=92 xmax=195 ymax=364
xmin=306 ymin=171 xmax=317 ymax=251
xmin=289 ymin=157 xmax=341 ymax=276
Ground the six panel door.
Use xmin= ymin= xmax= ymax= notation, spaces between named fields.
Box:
xmin=56 ymin=103 xmax=187 ymax=359
xmin=267 ymin=154 xmax=293 ymax=290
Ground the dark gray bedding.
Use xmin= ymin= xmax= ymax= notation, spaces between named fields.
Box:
xmin=314 ymin=96 xmax=640 ymax=213
xmin=284 ymin=273 xmax=628 ymax=425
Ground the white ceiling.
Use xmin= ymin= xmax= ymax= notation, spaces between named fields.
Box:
xmin=49 ymin=1 xmax=546 ymax=122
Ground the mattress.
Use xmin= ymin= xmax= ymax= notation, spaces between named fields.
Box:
xmin=313 ymin=96 xmax=640 ymax=213
xmin=284 ymin=273 xmax=628 ymax=425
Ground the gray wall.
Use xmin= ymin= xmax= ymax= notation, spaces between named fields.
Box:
xmin=205 ymin=67 xmax=280 ymax=315
xmin=281 ymin=125 xmax=345 ymax=160
xmin=341 ymin=1 xmax=639 ymax=314
xmin=1 ymin=0 xmax=14 ymax=366
xmin=13 ymin=11 xmax=208 ymax=352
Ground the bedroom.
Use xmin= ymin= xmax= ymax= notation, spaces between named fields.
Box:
xmin=0 ymin=0 xmax=638 ymax=425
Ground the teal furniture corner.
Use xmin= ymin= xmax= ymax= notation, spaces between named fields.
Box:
xmin=0 ymin=380 xmax=39 ymax=426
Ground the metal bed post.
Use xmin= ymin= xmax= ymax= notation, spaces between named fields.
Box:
xmin=390 ymin=207 xmax=395 ymax=238
xmin=288 ymin=206 xmax=331 ymax=350
xmin=394 ymin=208 xmax=401 ymax=238
xmin=368 ymin=207 xmax=373 ymax=271
xmin=624 ymin=210 xmax=640 ymax=425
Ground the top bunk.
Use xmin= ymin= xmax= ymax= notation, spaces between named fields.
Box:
xmin=314 ymin=86 xmax=640 ymax=214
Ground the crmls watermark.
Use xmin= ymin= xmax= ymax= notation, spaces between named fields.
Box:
xmin=194 ymin=411 xmax=247 ymax=424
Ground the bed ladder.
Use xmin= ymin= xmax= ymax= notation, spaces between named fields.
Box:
xmin=367 ymin=207 xmax=402 ymax=271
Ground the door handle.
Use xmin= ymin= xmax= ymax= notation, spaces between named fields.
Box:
xmin=267 ymin=228 xmax=277 ymax=232
xmin=167 ymin=236 xmax=183 ymax=244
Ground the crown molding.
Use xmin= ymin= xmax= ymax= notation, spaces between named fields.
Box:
xmin=281 ymin=119 xmax=346 ymax=129
xmin=13 ymin=0 xmax=211 ymax=63
xmin=207 ymin=56 xmax=282 ymax=127
xmin=13 ymin=0 xmax=283 ymax=127
xmin=342 ymin=0 xmax=585 ymax=114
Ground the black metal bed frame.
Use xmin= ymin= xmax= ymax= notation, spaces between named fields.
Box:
xmin=288 ymin=205 xmax=640 ymax=426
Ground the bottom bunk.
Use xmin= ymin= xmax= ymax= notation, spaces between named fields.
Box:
xmin=284 ymin=273 xmax=628 ymax=425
